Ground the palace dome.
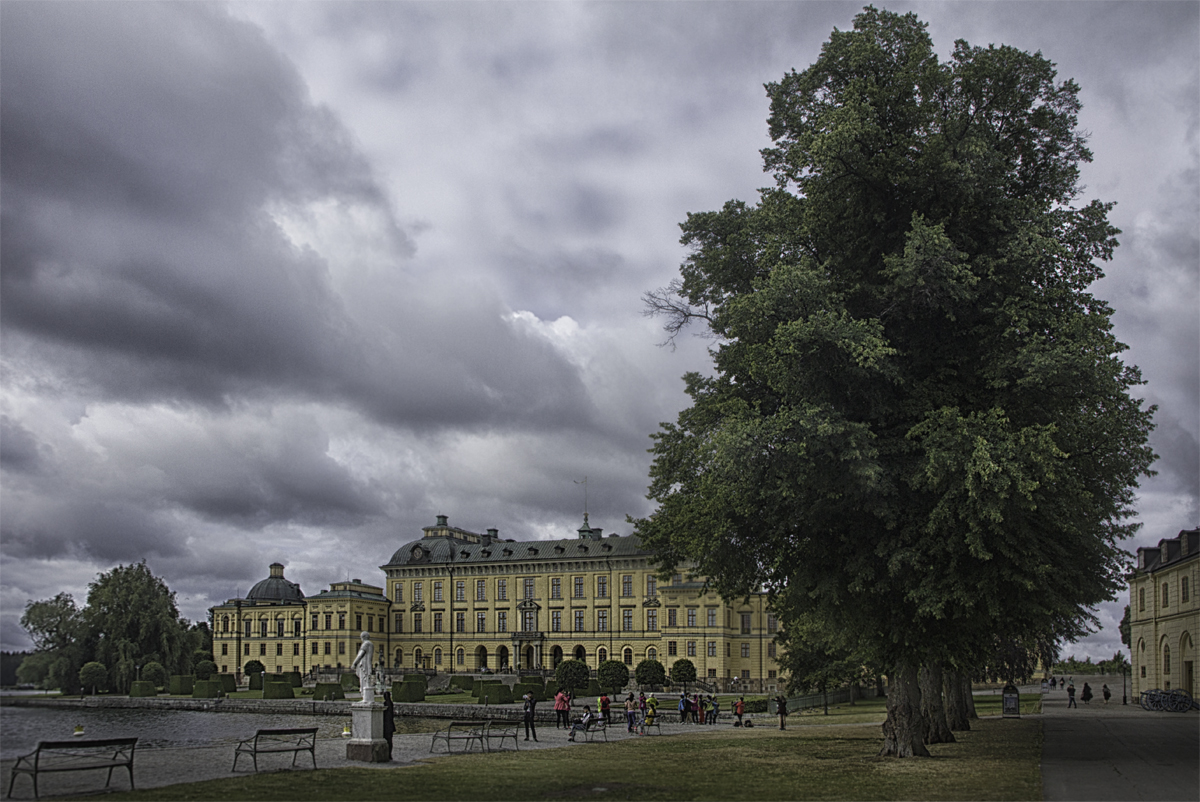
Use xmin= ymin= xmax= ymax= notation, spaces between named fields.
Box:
xmin=246 ymin=563 xmax=304 ymax=603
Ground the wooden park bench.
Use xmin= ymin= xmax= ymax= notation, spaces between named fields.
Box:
xmin=232 ymin=727 xmax=318 ymax=773
xmin=481 ymin=720 xmax=519 ymax=752
xmin=430 ymin=721 xmax=487 ymax=754
xmin=7 ymin=737 xmax=137 ymax=800
xmin=578 ymin=717 xmax=608 ymax=742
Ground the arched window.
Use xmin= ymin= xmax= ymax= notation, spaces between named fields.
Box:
xmin=647 ymin=647 xmax=657 ymax=661
xmin=221 ymin=615 xmax=229 ymax=633
xmin=394 ymin=649 xmax=402 ymax=667
xmin=623 ymin=647 xmax=633 ymax=665
xmin=457 ymin=648 xmax=465 ymax=665
xmin=598 ymin=647 xmax=607 ymax=663
xmin=414 ymin=647 xmax=423 ymax=667
xmin=1183 ymin=576 xmax=1190 ymax=602
xmin=1163 ymin=644 xmax=1171 ymax=676
xmin=1162 ymin=582 xmax=1169 ymax=607
xmin=434 ymin=648 xmax=442 ymax=665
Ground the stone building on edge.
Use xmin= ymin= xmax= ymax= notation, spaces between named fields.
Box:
xmin=210 ymin=515 xmax=783 ymax=693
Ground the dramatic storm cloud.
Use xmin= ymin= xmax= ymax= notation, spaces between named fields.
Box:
xmin=2 ymin=1 xmax=1196 ymax=665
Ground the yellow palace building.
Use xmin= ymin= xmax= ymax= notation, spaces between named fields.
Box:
xmin=1129 ymin=527 xmax=1199 ymax=697
xmin=211 ymin=514 xmax=782 ymax=693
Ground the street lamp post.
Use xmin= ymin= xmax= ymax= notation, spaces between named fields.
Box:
xmin=1122 ymin=663 xmax=1127 ymax=705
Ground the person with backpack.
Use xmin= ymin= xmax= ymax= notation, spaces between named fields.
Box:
xmin=598 ymin=692 xmax=611 ymax=724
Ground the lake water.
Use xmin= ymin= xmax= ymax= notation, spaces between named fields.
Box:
xmin=0 ymin=706 xmax=351 ymax=760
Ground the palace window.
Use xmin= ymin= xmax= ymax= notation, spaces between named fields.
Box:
xmin=244 ymin=644 xmax=250 ymax=656
xmin=259 ymin=643 xmax=267 ymax=655
xmin=769 ymin=670 xmax=777 ymax=679
xmin=1139 ymin=587 xmax=1145 ymax=611
xmin=707 ymin=641 xmax=716 ymax=657
xmin=597 ymin=610 xmax=609 ymax=632
xmin=324 ymin=614 xmax=332 ymax=630
xmin=552 ymin=611 xmax=562 ymax=632
xmin=622 ymin=575 xmax=633 ymax=597
xmin=574 ymin=610 xmax=585 ymax=632
xmin=355 ymin=614 xmax=362 ymax=631
xmin=394 ymin=614 xmax=403 ymax=633
xmin=740 ymin=614 xmax=751 ymax=634
xmin=413 ymin=582 xmax=423 ymax=602
xmin=367 ymin=616 xmax=373 ymax=633
xmin=646 ymin=576 xmax=657 ymax=597
xmin=768 ymin=642 xmax=777 ymax=657
xmin=1183 ymin=576 xmax=1190 ymax=602
xmin=277 ymin=620 xmax=285 ymax=637
xmin=622 ymin=609 xmax=633 ymax=631
xmin=598 ymin=647 xmax=607 ymax=663
xmin=433 ymin=612 xmax=443 ymax=633
xmin=221 ymin=616 xmax=229 ymax=633
xmin=708 ymin=668 xmax=716 ymax=678
xmin=276 ymin=643 xmax=283 ymax=656
xmin=726 ymin=643 xmax=731 ymax=657
xmin=523 ymin=610 xmax=536 ymax=632
xmin=434 ymin=648 xmax=442 ymax=665
xmin=573 ymin=577 xmax=585 ymax=598
xmin=413 ymin=613 xmax=423 ymax=633
xmin=668 ymin=608 xmax=677 ymax=627
xmin=457 ymin=648 xmax=465 ymax=665
xmin=456 ymin=612 xmax=465 ymax=633
xmin=497 ymin=611 xmax=508 ymax=633
xmin=597 ymin=576 xmax=608 ymax=598
xmin=767 ymin=615 xmax=778 ymax=633
xmin=741 ymin=643 xmax=750 ymax=658
xmin=311 ymin=614 xmax=318 ymax=630
xmin=687 ymin=609 xmax=696 ymax=627
xmin=672 ymin=574 xmax=682 ymax=585
xmin=294 ymin=620 xmax=302 ymax=637
xmin=624 ymin=648 xmax=633 ymax=665
xmin=647 ymin=610 xmax=658 ymax=631
xmin=497 ymin=579 xmax=507 ymax=601
xmin=394 ymin=583 xmax=403 ymax=603
xmin=667 ymin=641 xmax=677 ymax=656
xmin=338 ymin=613 xmax=346 ymax=630
xmin=476 ymin=579 xmax=487 ymax=601
xmin=259 ymin=620 xmax=268 ymax=638
xmin=338 ymin=642 xmax=346 ymax=655
xmin=647 ymin=647 xmax=657 ymax=661
xmin=221 ymin=643 xmax=228 ymax=656
xmin=456 ymin=581 xmax=465 ymax=601
xmin=524 ymin=578 xmax=535 ymax=599
xmin=707 ymin=608 xmax=717 ymax=627
xmin=1162 ymin=582 xmax=1169 ymax=607
xmin=433 ymin=582 xmax=443 ymax=602
xmin=686 ymin=641 xmax=696 ymax=657
xmin=312 ymin=642 xmax=319 ymax=655
xmin=324 ymin=642 xmax=331 ymax=655
xmin=551 ymin=577 xmax=562 ymax=599
xmin=477 ymin=612 xmax=487 ymax=633
xmin=1163 ymin=645 xmax=1171 ymax=676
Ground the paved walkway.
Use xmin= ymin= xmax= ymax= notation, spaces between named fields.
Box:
xmin=1041 ymin=677 xmax=1199 ymax=801
xmin=0 ymin=716 xmax=705 ymax=800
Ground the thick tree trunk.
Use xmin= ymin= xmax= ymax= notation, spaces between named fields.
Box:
xmin=879 ymin=662 xmax=930 ymax=757
xmin=920 ymin=661 xmax=956 ymax=744
xmin=963 ymin=672 xmax=979 ymax=720
xmin=943 ymin=669 xmax=971 ymax=731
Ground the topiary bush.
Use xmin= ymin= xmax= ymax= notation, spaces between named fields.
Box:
xmin=402 ymin=674 xmax=428 ymax=690
xmin=393 ymin=681 xmax=425 ymax=702
xmin=194 ymin=660 xmax=218 ymax=681
xmin=340 ymin=673 xmax=360 ymax=690
xmin=585 ymin=679 xmax=602 ymax=697
xmin=192 ymin=679 xmax=223 ymax=698
xmin=262 ymin=680 xmax=294 ymax=699
xmin=287 ymin=671 xmax=303 ymax=687
xmin=129 ymin=680 xmax=158 ymax=697
xmin=312 ymin=682 xmax=345 ymax=701
xmin=141 ymin=661 xmax=168 ymax=690
xmin=218 ymin=673 xmax=237 ymax=693
xmin=249 ymin=672 xmax=264 ymax=691
xmin=478 ymin=683 xmax=512 ymax=704
xmin=544 ymin=679 xmax=560 ymax=698
xmin=169 ymin=675 xmax=195 ymax=695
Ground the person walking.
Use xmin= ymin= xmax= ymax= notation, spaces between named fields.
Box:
xmin=554 ymin=688 xmax=570 ymax=729
xmin=679 ymin=693 xmax=688 ymax=723
xmin=522 ymin=691 xmax=538 ymax=741
xmin=776 ymin=694 xmax=788 ymax=730
xmin=624 ymin=693 xmax=638 ymax=732
xmin=1067 ymin=682 xmax=1077 ymax=708
xmin=1081 ymin=682 xmax=1093 ymax=705
xmin=735 ymin=696 xmax=745 ymax=727
xmin=1102 ymin=683 xmax=1111 ymax=704
xmin=598 ymin=691 xmax=611 ymax=725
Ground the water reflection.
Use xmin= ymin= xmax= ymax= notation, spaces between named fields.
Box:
xmin=1 ymin=707 xmax=350 ymax=760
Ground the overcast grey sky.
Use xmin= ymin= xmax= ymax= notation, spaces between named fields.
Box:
xmin=2 ymin=1 xmax=1196 ymax=663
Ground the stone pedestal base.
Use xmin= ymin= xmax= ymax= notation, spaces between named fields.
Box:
xmin=346 ymin=701 xmax=391 ymax=763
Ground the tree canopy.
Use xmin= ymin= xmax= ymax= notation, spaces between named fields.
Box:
xmin=637 ymin=6 xmax=1155 ymax=757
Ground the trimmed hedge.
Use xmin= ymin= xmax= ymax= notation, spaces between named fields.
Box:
xmin=286 ymin=671 xmax=303 ymax=688
xmin=744 ymin=698 xmax=769 ymax=714
xmin=192 ymin=679 xmax=223 ymax=698
xmin=169 ymin=675 xmax=195 ymax=695
xmin=585 ymin=679 xmax=602 ymax=696
xmin=513 ymin=682 xmax=545 ymax=702
xmin=402 ymin=674 xmax=428 ymax=689
xmin=263 ymin=680 xmax=294 ymax=699
xmin=249 ymin=672 xmax=264 ymax=691
xmin=312 ymin=682 xmax=346 ymax=701
xmin=544 ymin=680 xmax=560 ymax=698
xmin=218 ymin=673 xmax=237 ymax=693
xmin=392 ymin=681 xmax=425 ymax=702
xmin=479 ymin=683 xmax=512 ymax=704
xmin=340 ymin=673 xmax=360 ymax=690
xmin=449 ymin=676 xmax=474 ymax=692
xmin=129 ymin=681 xmax=158 ymax=698
xmin=520 ymin=676 xmax=544 ymax=689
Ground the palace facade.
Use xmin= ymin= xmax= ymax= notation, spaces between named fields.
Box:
xmin=210 ymin=515 xmax=783 ymax=693
xmin=1128 ymin=527 xmax=1198 ymax=697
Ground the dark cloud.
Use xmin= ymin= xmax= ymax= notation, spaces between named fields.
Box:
xmin=0 ymin=415 xmax=44 ymax=474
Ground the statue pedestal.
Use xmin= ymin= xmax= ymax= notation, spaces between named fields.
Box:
xmin=346 ymin=701 xmax=390 ymax=762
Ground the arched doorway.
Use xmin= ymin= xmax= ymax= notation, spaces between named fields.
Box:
xmin=573 ymin=645 xmax=586 ymax=662
xmin=525 ymin=646 xmax=535 ymax=670
xmin=552 ymin=646 xmax=564 ymax=667
xmin=498 ymin=646 xmax=510 ymax=670
xmin=476 ymin=646 xmax=489 ymax=670
xmin=1181 ymin=632 xmax=1195 ymax=696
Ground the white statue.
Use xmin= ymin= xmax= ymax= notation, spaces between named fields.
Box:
xmin=350 ymin=632 xmax=375 ymax=705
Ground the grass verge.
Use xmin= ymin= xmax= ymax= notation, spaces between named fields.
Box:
xmin=95 ymin=716 xmax=1042 ymax=801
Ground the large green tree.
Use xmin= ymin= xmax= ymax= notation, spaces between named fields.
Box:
xmin=637 ymin=7 xmax=1154 ymax=757
xmin=85 ymin=562 xmax=190 ymax=694
xmin=19 ymin=593 xmax=87 ymax=694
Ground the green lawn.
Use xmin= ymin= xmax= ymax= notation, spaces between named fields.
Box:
xmin=97 ymin=716 xmax=1042 ymax=801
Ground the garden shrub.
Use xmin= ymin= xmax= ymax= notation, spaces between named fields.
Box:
xmin=218 ymin=673 xmax=237 ymax=693
xmin=192 ymin=679 xmax=223 ymax=698
xmin=312 ymin=682 xmax=345 ymax=701
xmin=129 ymin=680 xmax=158 ymax=698
xmin=479 ymin=683 xmax=512 ymax=704
xmin=340 ymin=673 xmax=360 ymax=690
xmin=169 ymin=675 xmax=195 ymax=695
xmin=249 ymin=672 xmax=264 ymax=691
xmin=263 ymin=680 xmax=294 ymax=699
xmin=393 ymin=681 xmax=425 ymax=702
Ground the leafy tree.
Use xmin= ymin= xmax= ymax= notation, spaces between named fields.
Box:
xmin=19 ymin=594 xmax=87 ymax=694
xmin=634 ymin=659 xmax=667 ymax=689
xmin=141 ymin=661 xmax=168 ymax=689
xmin=775 ymin=623 xmax=866 ymax=715
xmin=85 ymin=562 xmax=190 ymax=693
xmin=637 ymin=7 xmax=1155 ymax=758
xmin=1 ymin=651 xmax=28 ymax=687
xmin=554 ymin=659 xmax=590 ymax=694
xmin=669 ymin=658 xmax=696 ymax=692
xmin=79 ymin=661 xmax=108 ymax=695
xmin=597 ymin=660 xmax=630 ymax=694
xmin=243 ymin=659 xmax=266 ymax=676
xmin=1119 ymin=605 xmax=1131 ymax=649
xmin=195 ymin=660 xmax=218 ymax=681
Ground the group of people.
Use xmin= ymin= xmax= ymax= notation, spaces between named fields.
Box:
xmin=675 ymin=692 xmax=723 ymax=724
xmin=1058 ymin=677 xmax=1110 ymax=708
xmin=549 ymin=688 xmax=763 ymax=741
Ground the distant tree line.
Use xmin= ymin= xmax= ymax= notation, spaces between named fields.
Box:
xmin=18 ymin=561 xmax=210 ymax=695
